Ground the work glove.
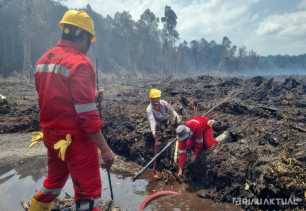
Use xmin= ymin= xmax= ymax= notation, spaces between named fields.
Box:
xmin=28 ymin=131 xmax=44 ymax=148
xmin=54 ymin=134 xmax=72 ymax=161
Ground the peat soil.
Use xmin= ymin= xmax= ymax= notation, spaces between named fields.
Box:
xmin=1 ymin=75 xmax=306 ymax=210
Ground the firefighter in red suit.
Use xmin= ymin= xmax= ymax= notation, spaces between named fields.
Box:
xmin=176 ymin=116 xmax=219 ymax=177
xmin=28 ymin=10 xmax=114 ymax=211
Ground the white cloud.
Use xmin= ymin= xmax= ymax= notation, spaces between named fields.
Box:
xmin=252 ymin=10 xmax=306 ymax=55
xmin=256 ymin=22 xmax=282 ymax=36
xmin=175 ymin=0 xmax=257 ymax=41
xmin=62 ymin=0 xmax=306 ymax=55
xmin=256 ymin=11 xmax=306 ymax=38
xmin=298 ymin=0 xmax=306 ymax=9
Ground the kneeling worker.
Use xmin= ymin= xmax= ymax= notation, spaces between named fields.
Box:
xmin=176 ymin=116 xmax=219 ymax=177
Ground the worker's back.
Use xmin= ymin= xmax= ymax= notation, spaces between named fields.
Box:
xmin=185 ymin=116 xmax=209 ymax=138
xmin=35 ymin=40 xmax=95 ymax=131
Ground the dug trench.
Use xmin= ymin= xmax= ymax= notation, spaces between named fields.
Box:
xmin=0 ymin=75 xmax=306 ymax=210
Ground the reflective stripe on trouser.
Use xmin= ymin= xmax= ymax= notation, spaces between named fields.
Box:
xmin=35 ymin=129 xmax=101 ymax=203
xmin=74 ymin=103 xmax=97 ymax=114
xmin=40 ymin=187 xmax=62 ymax=195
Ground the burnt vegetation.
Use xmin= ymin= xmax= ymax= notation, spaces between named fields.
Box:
xmin=1 ymin=75 xmax=306 ymax=210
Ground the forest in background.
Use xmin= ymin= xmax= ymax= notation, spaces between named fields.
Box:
xmin=0 ymin=0 xmax=305 ymax=77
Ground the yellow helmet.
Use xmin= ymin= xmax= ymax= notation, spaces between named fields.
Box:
xmin=59 ymin=10 xmax=96 ymax=43
xmin=148 ymin=88 xmax=161 ymax=99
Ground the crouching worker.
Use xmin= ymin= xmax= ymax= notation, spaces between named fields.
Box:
xmin=28 ymin=10 xmax=114 ymax=211
xmin=175 ymin=116 xmax=219 ymax=177
xmin=146 ymin=88 xmax=181 ymax=175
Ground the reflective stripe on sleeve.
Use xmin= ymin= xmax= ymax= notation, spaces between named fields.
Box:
xmin=74 ymin=103 xmax=97 ymax=114
xmin=189 ymin=119 xmax=200 ymax=124
xmin=36 ymin=64 xmax=69 ymax=77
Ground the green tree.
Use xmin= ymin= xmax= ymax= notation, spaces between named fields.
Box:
xmin=161 ymin=5 xmax=179 ymax=75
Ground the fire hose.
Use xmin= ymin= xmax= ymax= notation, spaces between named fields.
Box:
xmin=138 ymin=191 xmax=179 ymax=211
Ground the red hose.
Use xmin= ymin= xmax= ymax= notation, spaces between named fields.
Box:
xmin=138 ymin=190 xmax=179 ymax=211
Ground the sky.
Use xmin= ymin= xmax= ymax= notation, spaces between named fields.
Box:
xmin=62 ymin=0 xmax=306 ymax=56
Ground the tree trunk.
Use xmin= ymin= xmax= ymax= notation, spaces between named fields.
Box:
xmin=21 ymin=0 xmax=32 ymax=76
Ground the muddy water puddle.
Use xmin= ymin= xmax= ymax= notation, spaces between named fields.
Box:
xmin=0 ymin=169 xmax=147 ymax=211
xmin=147 ymin=192 xmax=240 ymax=211
xmin=0 ymin=167 xmax=241 ymax=211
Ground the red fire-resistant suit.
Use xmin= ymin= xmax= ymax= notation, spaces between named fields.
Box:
xmin=34 ymin=40 xmax=103 ymax=203
xmin=178 ymin=116 xmax=218 ymax=170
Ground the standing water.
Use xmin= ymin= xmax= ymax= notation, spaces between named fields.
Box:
xmin=0 ymin=169 xmax=148 ymax=211
xmin=0 ymin=166 xmax=241 ymax=211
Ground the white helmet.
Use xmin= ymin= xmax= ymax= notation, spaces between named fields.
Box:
xmin=176 ymin=125 xmax=192 ymax=141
